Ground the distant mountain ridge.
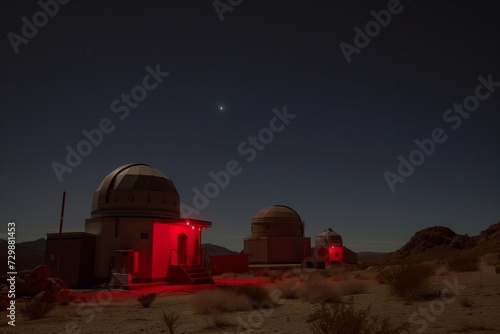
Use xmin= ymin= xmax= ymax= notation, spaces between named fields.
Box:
xmin=0 ymin=238 xmax=46 ymax=271
xmin=201 ymin=243 xmax=239 ymax=255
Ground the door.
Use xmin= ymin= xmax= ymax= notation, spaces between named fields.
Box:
xmin=177 ymin=233 xmax=187 ymax=265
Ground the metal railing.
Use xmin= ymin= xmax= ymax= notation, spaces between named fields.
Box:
xmin=168 ymin=248 xmax=193 ymax=266
xmin=200 ymin=247 xmax=212 ymax=276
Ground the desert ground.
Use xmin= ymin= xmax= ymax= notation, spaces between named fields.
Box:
xmin=1 ymin=263 xmax=499 ymax=334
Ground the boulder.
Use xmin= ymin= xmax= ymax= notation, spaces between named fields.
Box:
xmin=31 ymin=264 xmax=50 ymax=280
xmin=26 ymin=278 xmax=50 ymax=297
xmin=53 ymin=278 xmax=68 ymax=290
xmin=57 ymin=289 xmax=72 ymax=305
xmin=15 ymin=277 xmax=29 ymax=296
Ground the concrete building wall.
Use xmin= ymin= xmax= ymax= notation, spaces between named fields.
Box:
xmin=244 ymin=237 xmax=310 ymax=264
xmin=85 ymin=217 xmax=154 ymax=281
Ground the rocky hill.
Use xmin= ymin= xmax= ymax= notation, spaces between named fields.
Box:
xmin=386 ymin=222 xmax=500 ymax=263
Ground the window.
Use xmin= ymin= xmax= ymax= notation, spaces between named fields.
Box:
xmin=140 ymin=232 xmax=149 ymax=240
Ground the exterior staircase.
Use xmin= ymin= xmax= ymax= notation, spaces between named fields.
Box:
xmin=167 ymin=264 xmax=213 ymax=285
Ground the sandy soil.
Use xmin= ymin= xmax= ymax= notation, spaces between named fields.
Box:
xmin=1 ymin=268 xmax=499 ymax=334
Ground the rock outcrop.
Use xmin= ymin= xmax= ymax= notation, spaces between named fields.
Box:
xmin=0 ymin=264 xmax=71 ymax=310
xmin=387 ymin=222 xmax=500 ymax=263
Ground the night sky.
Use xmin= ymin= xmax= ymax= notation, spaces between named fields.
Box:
xmin=1 ymin=1 xmax=499 ymax=253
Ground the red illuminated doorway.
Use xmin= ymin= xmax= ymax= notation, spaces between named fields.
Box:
xmin=177 ymin=233 xmax=188 ymax=265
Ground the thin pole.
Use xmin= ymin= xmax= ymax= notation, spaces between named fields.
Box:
xmin=56 ymin=191 xmax=66 ymax=278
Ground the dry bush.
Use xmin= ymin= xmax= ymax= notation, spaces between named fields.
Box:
xmin=319 ymin=270 xmax=334 ymax=277
xmin=232 ymin=285 xmax=270 ymax=304
xmin=190 ymin=289 xmax=252 ymax=314
xmin=19 ymin=299 xmax=55 ymax=320
xmin=374 ymin=272 xmax=385 ymax=285
xmin=353 ymin=273 xmax=373 ymax=280
xmin=483 ymin=253 xmax=500 ymax=266
xmin=137 ymin=292 xmax=157 ymax=308
xmin=331 ymin=273 xmax=350 ymax=282
xmin=380 ymin=264 xmax=434 ymax=301
xmin=435 ymin=265 xmax=449 ymax=276
xmin=162 ymin=309 xmax=181 ymax=334
xmin=458 ymin=296 xmax=474 ymax=308
xmin=308 ymin=300 xmax=408 ymax=334
xmin=276 ymin=283 xmax=299 ymax=299
xmin=448 ymin=254 xmax=479 ymax=272
xmin=252 ymin=268 xmax=270 ymax=276
xmin=341 ymin=280 xmax=369 ymax=295
xmin=298 ymin=279 xmax=342 ymax=303
xmin=451 ymin=321 xmax=494 ymax=332
xmin=206 ymin=310 xmax=233 ymax=328
xmin=357 ymin=261 xmax=381 ymax=271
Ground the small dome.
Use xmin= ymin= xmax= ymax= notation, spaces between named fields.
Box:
xmin=251 ymin=205 xmax=304 ymax=237
xmin=315 ymin=228 xmax=343 ymax=246
xmin=91 ymin=164 xmax=180 ymax=219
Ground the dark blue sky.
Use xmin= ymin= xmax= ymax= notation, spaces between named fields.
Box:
xmin=1 ymin=0 xmax=499 ymax=252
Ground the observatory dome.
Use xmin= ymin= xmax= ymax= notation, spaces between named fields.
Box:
xmin=251 ymin=205 xmax=304 ymax=237
xmin=91 ymin=163 xmax=180 ymax=219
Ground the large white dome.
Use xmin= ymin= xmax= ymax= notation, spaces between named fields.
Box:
xmin=91 ymin=163 xmax=180 ymax=219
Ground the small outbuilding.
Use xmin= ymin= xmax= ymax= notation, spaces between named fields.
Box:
xmin=314 ymin=228 xmax=357 ymax=264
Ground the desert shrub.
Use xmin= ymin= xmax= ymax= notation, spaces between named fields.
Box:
xmin=341 ymin=280 xmax=369 ymax=295
xmin=458 ymin=296 xmax=474 ymax=308
xmin=319 ymin=270 xmax=334 ymax=277
xmin=435 ymin=265 xmax=449 ymax=276
xmin=297 ymin=279 xmax=342 ymax=303
xmin=137 ymin=292 xmax=157 ymax=308
xmin=232 ymin=285 xmax=270 ymax=304
xmin=162 ymin=309 xmax=181 ymax=334
xmin=380 ymin=264 xmax=434 ymax=301
xmin=448 ymin=254 xmax=479 ymax=272
xmin=190 ymin=289 xmax=252 ymax=314
xmin=357 ymin=261 xmax=381 ymax=271
xmin=19 ymin=299 xmax=55 ymax=320
xmin=206 ymin=310 xmax=233 ymax=328
xmin=374 ymin=272 xmax=385 ymax=285
xmin=252 ymin=268 xmax=270 ymax=276
xmin=451 ymin=321 xmax=493 ymax=332
xmin=483 ymin=253 xmax=500 ymax=266
xmin=353 ymin=273 xmax=374 ymax=280
xmin=276 ymin=283 xmax=299 ymax=299
xmin=331 ymin=273 xmax=350 ymax=282
xmin=308 ymin=300 xmax=408 ymax=334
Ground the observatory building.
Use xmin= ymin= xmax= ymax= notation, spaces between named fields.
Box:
xmin=314 ymin=228 xmax=357 ymax=264
xmin=46 ymin=164 xmax=213 ymax=287
xmin=243 ymin=205 xmax=311 ymax=263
